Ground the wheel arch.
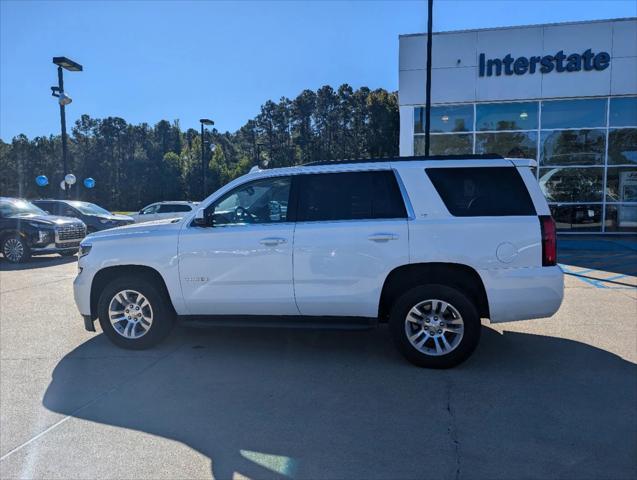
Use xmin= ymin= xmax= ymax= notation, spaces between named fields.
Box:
xmin=378 ymin=263 xmax=490 ymax=321
xmin=90 ymin=265 xmax=175 ymax=319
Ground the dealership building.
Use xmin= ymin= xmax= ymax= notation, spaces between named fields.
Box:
xmin=399 ymin=18 xmax=637 ymax=233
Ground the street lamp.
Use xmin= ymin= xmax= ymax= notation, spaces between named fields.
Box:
xmin=199 ymin=118 xmax=214 ymax=196
xmin=52 ymin=56 xmax=82 ymax=198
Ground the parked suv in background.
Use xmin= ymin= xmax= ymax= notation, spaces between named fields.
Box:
xmin=131 ymin=201 xmax=198 ymax=223
xmin=0 ymin=197 xmax=86 ymax=263
xmin=74 ymin=155 xmax=563 ymax=368
xmin=33 ymin=200 xmax=134 ymax=233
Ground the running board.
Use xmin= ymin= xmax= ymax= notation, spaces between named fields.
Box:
xmin=178 ymin=315 xmax=378 ymax=331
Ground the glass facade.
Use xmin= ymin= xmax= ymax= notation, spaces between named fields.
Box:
xmin=414 ymin=96 xmax=637 ymax=233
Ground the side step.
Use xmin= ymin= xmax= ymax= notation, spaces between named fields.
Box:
xmin=178 ymin=315 xmax=378 ymax=331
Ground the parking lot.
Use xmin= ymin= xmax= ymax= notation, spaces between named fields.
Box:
xmin=0 ymin=250 xmax=636 ymax=480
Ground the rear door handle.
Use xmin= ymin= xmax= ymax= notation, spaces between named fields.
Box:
xmin=259 ymin=237 xmax=287 ymax=246
xmin=368 ymin=233 xmax=399 ymax=242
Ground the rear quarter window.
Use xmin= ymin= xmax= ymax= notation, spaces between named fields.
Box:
xmin=425 ymin=167 xmax=536 ymax=216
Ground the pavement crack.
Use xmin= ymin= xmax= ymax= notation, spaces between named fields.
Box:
xmin=446 ymin=379 xmax=461 ymax=480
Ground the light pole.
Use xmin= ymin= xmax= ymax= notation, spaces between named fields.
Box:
xmin=199 ymin=118 xmax=214 ymax=196
xmin=52 ymin=56 xmax=82 ymax=198
xmin=424 ymin=0 xmax=433 ymax=156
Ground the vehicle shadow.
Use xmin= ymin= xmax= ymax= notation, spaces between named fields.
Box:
xmin=42 ymin=326 xmax=637 ymax=480
xmin=0 ymin=254 xmax=76 ymax=271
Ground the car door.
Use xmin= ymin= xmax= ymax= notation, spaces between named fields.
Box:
xmin=178 ymin=175 xmax=298 ymax=315
xmin=293 ymin=169 xmax=409 ymax=318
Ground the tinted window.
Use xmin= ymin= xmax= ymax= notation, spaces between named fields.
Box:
xmin=415 ymin=134 xmax=473 ymax=156
xmin=608 ymin=129 xmax=637 ymax=165
xmin=209 ymin=176 xmax=291 ymax=226
xmin=426 ymin=167 xmax=535 ymax=217
xmin=609 ymin=97 xmax=637 ymax=127
xmin=296 ymin=171 xmax=406 ymax=222
xmin=476 ymin=131 xmax=537 ymax=159
xmin=541 ymin=99 xmax=606 ymax=129
xmin=141 ymin=205 xmax=159 ymax=214
xmin=158 ymin=204 xmax=191 ymax=213
xmin=539 ymin=167 xmax=604 ymax=202
xmin=540 ymin=129 xmax=605 ymax=166
xmin=33 ymin=201 xmax=55 ymax=214
xmin=415 ymin=105 xmax=473 ymax=133
xmin=476 ymin=102 xmax=538 ymax=131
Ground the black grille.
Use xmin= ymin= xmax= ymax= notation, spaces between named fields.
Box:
xmin=57 ymin=223 xmax=86 ymax=242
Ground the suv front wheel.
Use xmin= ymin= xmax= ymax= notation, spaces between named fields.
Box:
xmin=390 ymin=285 xmax=481 ymax=368
xmin=97 ymin=276 xmax=174 ymax=349
xmin=2 ymin=235 xmax=30 ymax=263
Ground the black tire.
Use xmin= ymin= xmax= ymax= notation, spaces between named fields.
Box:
xmin=389 ymin=284 xmax=481 ymax=369
xmin=97 ymin=276 xmax=174 ymax=349
xmin=2 ymin=235 xmax=30 ymax=263
xmin=59 ymin=250 xmax=77 ymax=257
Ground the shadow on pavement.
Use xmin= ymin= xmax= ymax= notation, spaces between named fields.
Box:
xmin=43 ymin=326 xmax=637 ymax=480
xmin=0 ymin=254 xmax=76 ymax=271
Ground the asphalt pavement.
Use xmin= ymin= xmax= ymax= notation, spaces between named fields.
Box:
xmin=0 ymin=253 xmax=636 ymax=480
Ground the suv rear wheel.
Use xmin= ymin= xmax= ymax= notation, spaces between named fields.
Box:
xmin=2 ymin=235 xmax=30 ymax=263
xmin=97 ymin=276 xmax=174 ymax=349
xmin=389 ymin=285 xmax=481 ymax=368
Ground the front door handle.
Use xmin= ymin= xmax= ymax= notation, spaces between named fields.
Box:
xmin=259 ymin=237 xmax=287 ymax=246
xmin=368 ymin=233 xmax=399 ymax=242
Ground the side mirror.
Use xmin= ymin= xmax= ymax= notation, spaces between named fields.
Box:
xmin=193 ymin=208 xmax=208 ymax=227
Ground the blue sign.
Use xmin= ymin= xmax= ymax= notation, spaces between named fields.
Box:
xmin=479 ymin=49 xmax=610 ymax=77
xmin=35 ymin=175 xmax=48 ymax=187
xmin=84 ymin=177 xmax=96 ymax=189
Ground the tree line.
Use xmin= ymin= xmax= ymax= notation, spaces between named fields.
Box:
xmin=0 ymin=84 xmax=399 ymax=211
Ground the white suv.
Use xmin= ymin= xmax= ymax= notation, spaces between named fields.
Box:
xmin=74 ymin=155 xmax=563 ymax=368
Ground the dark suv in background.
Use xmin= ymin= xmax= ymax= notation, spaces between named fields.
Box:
xmin=0 ymin=197 xmax=87 ymax=263
xmin=32 ymin=200 xmax=134 ymax=233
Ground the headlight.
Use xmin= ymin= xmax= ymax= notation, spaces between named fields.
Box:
xmin=99 ymin=219 xmax=111 ymax=224
xmin=29 ymin=222 xmax=46 ymax=228
xmin=79 ymin=243 xmax=92 ymax=257
xmin=37 ymin=230 xmax=50 ymax=243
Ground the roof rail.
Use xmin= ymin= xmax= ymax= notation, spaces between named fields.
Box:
xmin=302 ymin=154 xmax=504 ymax=166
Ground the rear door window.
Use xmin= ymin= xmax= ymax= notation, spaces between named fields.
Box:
xmin=425 ymin=167 xmax=536 ymax=216
xmin=296 ymin=171 xmax=407 ymax=222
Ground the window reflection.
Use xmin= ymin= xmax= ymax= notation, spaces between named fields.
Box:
xmin=608 ymin=129 xmax=637 ymax=165
xmin=541 ymin=99 xmax=607 ymax=129
xmin=550 ymin=204 xmax=602 ymax=232
xmin=415 ymin=105 xmax=473 ymax=133
xmin=476 ymin=102 xmax=538 ymax=131
xmin=476 ymin=132 xmax=537 ymax=158
xmin=414 ymin=134 xmax=473 ymax=156
xmin=609 ymin=97 xmax=637 ymax=127
xmin=605 ymin=204 xmax=637 ymax=232
xmin=606 ymin=167 xmax=637 ymax=203
xmin=541 ymin=129 xmax=605 ymax=166
xmin=539 ymin=167 xmax=604 ymax=202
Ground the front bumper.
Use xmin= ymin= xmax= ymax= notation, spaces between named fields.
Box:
xmin=31 ymin=242 xmax=81 ymax=255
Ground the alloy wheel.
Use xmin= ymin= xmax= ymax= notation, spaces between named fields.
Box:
xmin=404 ymin=299 xmax=465 ymax=356
xmin=108 ymin=289 xmax=154 ymax=339
xmin=3 ymin=238 xmax=25 ymax=263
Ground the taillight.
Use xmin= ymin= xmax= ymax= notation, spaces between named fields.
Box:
xmin=539 ymin=215 xmax=557 ymax=266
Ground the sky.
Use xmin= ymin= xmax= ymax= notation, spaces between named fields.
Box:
xmin=1 ymin=0 xmax=635 ymax=141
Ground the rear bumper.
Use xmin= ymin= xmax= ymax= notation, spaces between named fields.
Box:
xmin=480 ymin=265 xmax=564 ymax=323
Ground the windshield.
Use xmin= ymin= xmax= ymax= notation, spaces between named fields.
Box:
xmin=69 ymin=201 xmax=111 ymax=216
xmin=0 ymin=199 xmax=48 ymax=217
